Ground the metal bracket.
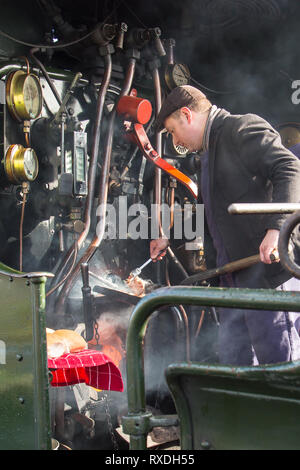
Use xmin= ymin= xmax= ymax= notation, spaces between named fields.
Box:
xmin=122 ymin=412 xmax=178 ymax=437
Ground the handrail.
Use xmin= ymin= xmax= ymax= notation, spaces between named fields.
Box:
xmin=0 ymin=261 xmax=54 ymax=279
xmin=122 ymin=285 xmax=300 ymax=449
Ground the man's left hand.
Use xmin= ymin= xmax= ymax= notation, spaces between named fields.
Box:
xmin=259 ymin=229 xmax=280 ymax=264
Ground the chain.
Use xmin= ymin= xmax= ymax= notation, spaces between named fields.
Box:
xmin=103 ymin=392 xmax=119 ymax=451
xmin=94 ymin=320 xmax=100 ymax=345
xmin=91 ymin=319 xmax=118 ymax=450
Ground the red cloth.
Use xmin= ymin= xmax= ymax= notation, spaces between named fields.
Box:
xmin=48 ymin=349 xmax=124 ymax=392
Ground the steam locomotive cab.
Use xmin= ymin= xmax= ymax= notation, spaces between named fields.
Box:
xmin=1 ymin=0 xmax=300 ymax=451
xmin=0 ymin=0 xmax=216 ymax=450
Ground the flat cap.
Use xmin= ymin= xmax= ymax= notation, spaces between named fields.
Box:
xmin=154 ymin=85 xmax=207 ymax=132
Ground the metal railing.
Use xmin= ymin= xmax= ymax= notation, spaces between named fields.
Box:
xmin=122 ymin=284 xmax=300 ymax=449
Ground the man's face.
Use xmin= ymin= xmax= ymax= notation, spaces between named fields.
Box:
xmin=164 ymin=108 xmax=204 ymax=153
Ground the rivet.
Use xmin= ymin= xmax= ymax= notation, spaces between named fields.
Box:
xmin=200 ymin=440 xmax=211 ymax=450
xmin=16 ymin=354 xmax=23 ymax=361
xmin=18 ymin=397 xmax=25 ymax=404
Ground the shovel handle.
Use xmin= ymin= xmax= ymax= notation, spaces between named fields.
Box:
xmin=181 ymin=252 xmax=279 ymax=285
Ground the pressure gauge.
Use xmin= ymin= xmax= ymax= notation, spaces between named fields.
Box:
xmin=277 ymin=123 xmax=300 ymax=149
xmin=164 ymin=63 xmax=191 ymax=90
xmin=6 ymin=70 xmax=43 ymax=121
xmin=4 ymin=144 xmax=39 ymax=184
xmin=174 ymin=143 xmax=188 ymax=155
xmin=164 ymin=132 xmax=188 ymax=157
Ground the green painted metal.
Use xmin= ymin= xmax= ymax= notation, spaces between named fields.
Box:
xmin=123 ymin=285 xmax=300 ymax=449
xmin=0 ymin=262 xmax=52 ymax=450
xmin=166 ymin=361 xmax=300 ymax=449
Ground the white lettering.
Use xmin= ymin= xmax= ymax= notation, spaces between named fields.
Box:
xmin=128 ymin=203 xmax=148 ymax=240
xmin=0 ymin=340 xmax=6 ymax=364
xmin=291 ymin=80 xmax=300 ymax=104
xmin=95 ymin=196 xmax=204 ymax=243
xmin=105 ymin=455 xmax=140 ymax=467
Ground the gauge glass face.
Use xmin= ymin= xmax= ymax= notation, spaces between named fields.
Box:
xmin=172 ymin=64 xmax=190 ymax=86
xmin=23 ymin=149 xmax=38 ymax=180
xmin=23 ymin=75 xmax=42 ymax=119
xmin=174 ymin=143 xmax=188 ymax=155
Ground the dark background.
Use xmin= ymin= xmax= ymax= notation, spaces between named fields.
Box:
xmin=1 ymin=0 xmax=300 ymax=128
xmin=52 ymin=0 xmax=300 ymax=125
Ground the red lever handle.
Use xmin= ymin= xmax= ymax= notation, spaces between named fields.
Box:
xmin=116 ymin=94 xmax=198 ymax=199
xmin=132 ymin=123 xmax=198 ymax=199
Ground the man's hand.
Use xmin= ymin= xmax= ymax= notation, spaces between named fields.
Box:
xmin=259 ymin=229 xmax=280 ymax=264
xmin=150 ymin=238 xmax=169 ymax=262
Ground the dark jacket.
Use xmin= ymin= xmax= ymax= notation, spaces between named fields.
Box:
xmin=199 ymin=109 xmax=300 ymax=288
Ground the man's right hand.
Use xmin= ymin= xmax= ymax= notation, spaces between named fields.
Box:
xmin=150 ymin=238 xmax=169 ymax=262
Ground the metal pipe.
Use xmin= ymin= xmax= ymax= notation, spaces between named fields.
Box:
xmin=152 ymin=65 xmax=163 ymax=284
xmin=55 ymin=57 xmax=137 ymax=310
xmin=30 ymin=48 xmax=63 ymax=108
xmin=152 ymin=66 xmax=162 ymax=226
xmin=165 ymin=258 xmax=190 ymax=361
xmin=123 ymin=285 xmax=300 ymax=449
xmin=228 ymin=203 xmax=300 ymax=214
xmin=0 ymin=60 xmax=89 ymax=83
xmin=166 ymin=38 xmax=175 ymax=65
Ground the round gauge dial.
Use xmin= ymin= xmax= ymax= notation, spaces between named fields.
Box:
xmin=23 ymin=148 xmax=39 ymax=180
xmin=4 ymin=144 xmax=39 ymax=184
xmin=277 ymin=123 xmax=300 ymax=149
xmin=174 ymin=143 xmax=188 ymax=155
xmin=164 ymin=63 xmax=191 ymax=90
xmin=6 ymin=70 xmax=43 ymax=121
xmin=166 ymin=133 xmax=188 ymax=156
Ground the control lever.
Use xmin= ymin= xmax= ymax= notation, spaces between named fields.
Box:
xmin=81 ymin=262 xmax=95 ymax=342
xmin=132 ymin=123 xmax=198 ymax=199
xmin=51 ymin=71 xmax=82 ymax=125
xmin=116 ymin=95 xmax=198 ymax=199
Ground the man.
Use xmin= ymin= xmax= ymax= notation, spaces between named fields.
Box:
xmin=150 ymin=85 xmax=300 ymax=366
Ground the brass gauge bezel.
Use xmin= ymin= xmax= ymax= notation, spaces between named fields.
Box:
xmin=4 ymin=144 xmax=39 ymax=184
xmin=6 ymin=70 xmax=43 ymax=121
xmin=277 ymin=122 xmax=300 ymax=149
xmin=164 ymin=63 xmax=191 ymax=90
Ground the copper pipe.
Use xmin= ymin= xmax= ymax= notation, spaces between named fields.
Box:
xmin=167 ymin=186 xmax=175 ymax=230
xmin=24 ymin=132 xmax=30 ymax=148
xmin=152 ymin=67 xmax=162 ymax=234
xmin=151 ymin=65 xmax=164 ymax=284
xmin=48 ymin=53 xmax=112 ymax=291
xmin=46 ymin=240 xmax=78 ymax=297
xmin=152 ymin=68 xmax=188 ymax=282
xmin=195 ymin=310 xmax=205 ymax=338
xmin=18 ymin=56 xmax=30 ymax=75
xmin=19 ymin=191 xmax=26 ymax=272
xmin=55 ymin=57 xmax=137 ymax=311
xmin=165 ymin=259 xmax=190 ymax=361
